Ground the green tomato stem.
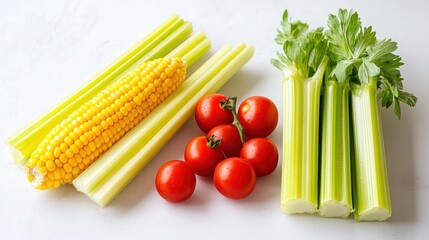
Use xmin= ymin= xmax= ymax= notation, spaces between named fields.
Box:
xmin=221 ymin=96 xmax=245 ymax=144
xmin=206 ymin=135 xmax=221 ymax=148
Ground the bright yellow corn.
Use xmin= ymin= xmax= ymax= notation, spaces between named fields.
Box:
xmin=26 ymin=57 xmax=186 ymax=190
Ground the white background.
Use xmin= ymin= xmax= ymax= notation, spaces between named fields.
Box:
xmin=1 ymin=0 xmax=428 ymax=239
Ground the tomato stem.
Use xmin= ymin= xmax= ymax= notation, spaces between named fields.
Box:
xmin=221 ymin=97 xmax=245 ymax=144
xmin=206 ymin=135 xmax=222 ymax=148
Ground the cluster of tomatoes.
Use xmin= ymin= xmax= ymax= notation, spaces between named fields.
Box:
xmin=155 ymin=94 xmax=279 ymax=203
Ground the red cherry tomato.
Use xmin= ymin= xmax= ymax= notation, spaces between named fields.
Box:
xmin=213 ymin=157 xmax=256 ymax=199
xmin=155 ymin=160 xmax=196 ymax=203
xmin=207 ymin=124 xmax=243 ymax=157
xmin=240 ymin=138 xmax=278 ymax=176
xmin=195 ymin=94 xmax=234 ymax=133
xmin=237 ymin=96 xmax=278 ymax=138
xmin=184 ymin=136 xmax=225 ymax=177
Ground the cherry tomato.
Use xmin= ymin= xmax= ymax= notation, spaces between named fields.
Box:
xmin=213 ymin=157 xmax=256 ymax=199
xmin=237 ymin=96 xmax=278 ymax=138
xmin=207 ymin=124 xmax=243 ymax=157
xmin=155 ymin=160 xmax=196 ymax=203
xmin=195 ymin=94 xmax=234 ymax=133
xmin=240 ymin=138 xmax=278 ymax=176
xmin=184 ymin=136 xmax=225 ymax=177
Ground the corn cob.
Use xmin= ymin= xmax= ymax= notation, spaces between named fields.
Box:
xmin=26 ymin=57 xmax=186 ymax=190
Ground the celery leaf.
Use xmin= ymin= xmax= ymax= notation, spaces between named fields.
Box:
xmin=326 ymin=9 xmax=417 ymax=118
xmin=273 ymin=10 xmax=328 ymax=79
xmin=275 ymin=10 xmax=309 ymax=45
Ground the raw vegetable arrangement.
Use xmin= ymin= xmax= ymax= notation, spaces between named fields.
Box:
xmin=4 ymin=8 xmax=416 ymax=223
xmin=272 ymin=9 xmax=416 ymax=221
xmin=155 ymin=94 xmax=279 ymax=202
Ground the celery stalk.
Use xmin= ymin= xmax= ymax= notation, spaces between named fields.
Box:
xmin=6 ymin=15 xmax=190 ymax=165
xmin=272 ymin=11 xmax=329 ymax=214
xmin=130 ymin=22 xmax=193 ymax=66
xmin=351 ymin=79 xmax=391 ymax=221
xmin=74 ymin=44 xmax=254 ymax=207
xmin=180 ymin=38 xmax=211 ymax=67
xmin=172 ymin=33 xmax=211 ymax=67
xmin=280 ymin=56 xmax=328 ymax=213
xmin=167 ymin=32 xmax=207 ymax=60
xmin=319 ymin=80 xmax=352 ymax=218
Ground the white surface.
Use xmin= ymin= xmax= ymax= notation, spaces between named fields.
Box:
xmin=1 ymin=0 xmax=428 ymax=239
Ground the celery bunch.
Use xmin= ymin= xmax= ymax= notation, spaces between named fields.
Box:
xmin=327 ymin=9 xmax=416 ymax=221
xmin=272 ymin=9 xmax=417 ymax=221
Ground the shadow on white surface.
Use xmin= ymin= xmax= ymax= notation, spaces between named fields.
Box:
xmin=381 ymin=106 xmax=417 ymax=223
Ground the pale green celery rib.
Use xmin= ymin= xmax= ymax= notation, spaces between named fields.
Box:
xmin=351 ymin=78 xmax=392 ymax=221
xmin=5 ymin=15 xmax=189 ymax=165
xmin=319 ymin=80 xmax=353 ymax=218
xmin=167 ymin=32 xmax=207 ymax=59
xmin=180 ymin=38 xmax=211 ymax=67
xmin=166 ymin=31 xmax=211 ymax=66
xmin=128 ymin=22 xmax=193 ymax=68
xmin=280 ymin=56 xmax=328 ymax=214
xmin=74 ymin=44 xmax=254 ymax=207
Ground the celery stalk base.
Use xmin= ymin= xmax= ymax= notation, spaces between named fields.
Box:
xmin=318 ymin=200 xmax=352 ymax=218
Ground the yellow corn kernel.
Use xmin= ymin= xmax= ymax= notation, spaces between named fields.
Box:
xmin=75 ymin=139 xmax=83 ymax=149
xmin=46 ymin=160 xmax=56 ymax=172
xmin=72 ymin=167 xmax=80 ymax=176
xmin=60 ymin=143 xmax=68 ymax=153
xmin=47 ymin=172 xmax=55 ymax=180
xmin=82 ymin=157 xmax=90 ymax=165
xmin=53 ymin=147 xmax=61 ymax=158
xmin=45 ymin=151 xmax=54 ymax=160
xmin=65 ymin=149 xmax=74 ymax=158
xmin=39 ymin=166 xmax=48 ymax=175
xmin=75 ymin=155 xmax=82 ymax=163
xmin=26 ymin=58 xmax=186 ymax=190
xmin=65 ymin=173 xmax=73 ymax=181
xmin=54 ymin=170 xmax=61 ymax=180
xmin=69 ymin=158 xmax=77 ymax=167
xmin=64 ymin=136 xmax=73 ymax=146
xmin=37 ymin=160 xmax=45 ymax=168
xmin=80 ymin=136 xmax=89 ymax=147
xmin=63 ymin=163 xmax=72 ymax=173
xmin=78 ymin=163 xmax=85 ymax=170
xmin=54 ymin=159 xmax=62 ymax=168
